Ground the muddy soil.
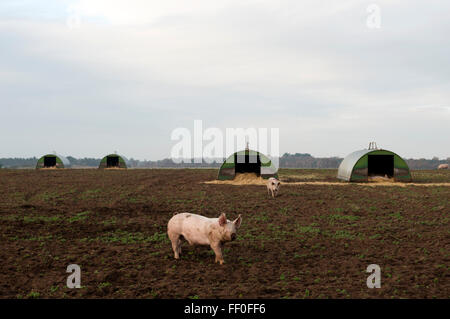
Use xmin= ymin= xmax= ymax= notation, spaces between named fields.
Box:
xmin=0 ymin=169 xmax=449 ymax=299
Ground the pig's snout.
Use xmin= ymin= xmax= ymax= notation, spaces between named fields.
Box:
xmin=231 ymin=233 xmax=237 ymax=241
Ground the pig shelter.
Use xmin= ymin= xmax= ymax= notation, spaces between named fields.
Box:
xmin=36 ymin=154 xmax=71 ymax=169
xmin=217 ymin=149 xmax=278 ymax=180
xmin=337 ymin=148 xmax=411 ymax=182
xmin=98 ymin=154 xmax=130 ymax=169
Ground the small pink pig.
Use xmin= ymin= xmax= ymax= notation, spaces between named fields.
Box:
xmin=267 ymin=177 xmax=281 ymax=198
xmin=167 ymin=212 xmax=242 ymax=265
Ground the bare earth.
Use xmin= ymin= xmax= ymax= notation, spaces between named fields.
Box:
xmin=0 ymin=169 xmax=449 ymax=299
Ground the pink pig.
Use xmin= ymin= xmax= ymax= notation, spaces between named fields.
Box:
xmin=167 ymin=213 xmax=242 ymax=265
xmin=267 ymin=177 xmax=281 ymax=198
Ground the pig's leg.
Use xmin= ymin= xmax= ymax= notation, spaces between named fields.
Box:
xmin=211 ymin=242 xmax=224 ymax=265
xmin=176 ymin=237 xmax=182 ymax=256
xmin=271 ymin=188 xmax=275 ymax=198
xmin=168 ymin=232 xmax=181 ymax=259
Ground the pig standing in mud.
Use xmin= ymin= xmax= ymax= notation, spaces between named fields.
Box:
xmin=437 ymin=164 xmax=448 ymax=170
xmin=267 ymin=177 xmax=281 ymax=198
xmin=167 ymin=213 xmax=242 ymax=265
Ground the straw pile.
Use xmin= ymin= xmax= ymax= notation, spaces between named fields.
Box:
xmin=205 ymin=173 xmax=266 ymax=185
xmin=368 ymin=175 xmax=395 ymax=183
xmin=204 ymin=174 xmax=450 ymax=187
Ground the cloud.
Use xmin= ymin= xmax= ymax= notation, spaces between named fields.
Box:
xmin=72 ymin=0 xmax=253 ymax=25
xmin=0 ymin=1 xmax=449 ymax=159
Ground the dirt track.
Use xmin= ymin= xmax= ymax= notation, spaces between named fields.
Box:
xmin=0 ymin=169 xmax=449 ymax=298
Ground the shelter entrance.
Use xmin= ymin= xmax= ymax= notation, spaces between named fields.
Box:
xmin=234 ymin=153 xmax=261 ymax=176
xmin=107 ymin=156 xmax=120 ymax=168
xmin=44 ymin=156 xmax=56 ymax=168
xmin=368 ymin=155 xmax=394 ymax=177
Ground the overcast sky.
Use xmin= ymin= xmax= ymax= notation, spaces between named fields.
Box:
xmin=1 ymin=0 xmax=449 ymax=160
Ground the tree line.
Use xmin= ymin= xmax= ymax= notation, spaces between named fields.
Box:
xmin=1 ymin=153 xmax=448 ymax=169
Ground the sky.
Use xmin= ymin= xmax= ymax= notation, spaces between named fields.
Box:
xmin=0 ymin=0 xmax=449 ymax=160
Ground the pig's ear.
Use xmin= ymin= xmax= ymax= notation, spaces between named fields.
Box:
xmin=234 ymin=215 xmax=242 ymax=229
xmin=218 ymin=213 xmax=227 ymax=226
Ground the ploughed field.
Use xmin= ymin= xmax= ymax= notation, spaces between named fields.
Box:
xmin=0 ymin=169 xmax=449 ymax=299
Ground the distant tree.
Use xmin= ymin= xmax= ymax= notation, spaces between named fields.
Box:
xmin=0 ymin=154 xmax=446 ymax=169
xmin=66 ymin=156 xmax=101 ymax=167
xmin=128 ymin=158 xmax=140 ymax=168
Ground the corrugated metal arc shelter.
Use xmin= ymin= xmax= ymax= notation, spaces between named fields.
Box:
xmin=36 ymin=154 xmax=71 ymax=169
xmin=337 ymin=148 xmax=411 ymax=182
xmin=217 ymin=149 xmax=278 ymax=180
xmin=98 ymin=154 xmax=130 ymax=169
